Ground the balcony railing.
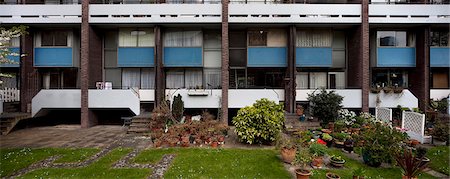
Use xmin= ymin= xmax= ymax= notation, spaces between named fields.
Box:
xmin=370 ymin=0 xmax=449 ymax=4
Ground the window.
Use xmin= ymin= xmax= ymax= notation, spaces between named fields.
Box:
xmin=229 ymin=68 xmax=285 ymax=89
xmin=204 ymin=68 xmax=221 ymax=88
xmin=248 ymin=31 xmax=267 ymax=46
xmin=41 ymin=31 xmax=68 ymax=46
xmin=377 ymin=31 xmax=415 ymax=47
xmin=8 ymin=37 xmax=20 ymax=47
xmin=248 ymin=29 xmax=287 ymax=47
xmin=121 ymin=68 xmax=155 ymax=89
xmin=431 ymin=31 xmax=449 ymax=47
xmin=296 ymin=71 xmax=345 ymax=89
xmin=230 ymin=31 xmax=247 ymax=67
xmin=164 ymin=30 xmax=202 ymax=47
xmin=119 ymin=28 xmax=154 ymax=47
xmin=185 ymin=69 xmax=203 ymax=88
xmin=431 ymin=71 xmax=449 ymax=89
xmin=372 ymin=70 xmax=408 ymax=88
xmin=297 ymin=29 xmax=332 ymax=47
xmin=166 ymin=69 xmax=203 ymax=89
xmin=204 ymin=32 xmax=221 ymax=68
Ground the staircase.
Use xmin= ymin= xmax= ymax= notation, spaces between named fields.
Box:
xmin=284 ymin=113 xmax=321 ymax=132
xmin=0 ymin=113 xmax=30 ymax=135
xmin=127 ymin=114 xmax=152 ymax=135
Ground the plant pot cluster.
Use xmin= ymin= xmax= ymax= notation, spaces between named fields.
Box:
xmin=151 ymin=120 xmax=229 ymax=148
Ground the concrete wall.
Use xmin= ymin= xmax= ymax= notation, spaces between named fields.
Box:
xmin=369 ymin=90 xmax=418 ymax=108
xmin=296 ymin=89 xmax=362 ymax=108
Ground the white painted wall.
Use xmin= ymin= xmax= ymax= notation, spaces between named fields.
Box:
xmin=430 ymin=89 xmax=450 ymax=100
xmin=32 ymin=90 xmax=81 ymax=117
xmin=166 ymin=89 xmax=222 ymax=108
xmin=0 ymin=5 xmax=81 ymax=24
xmin=228 ymin=89 xmax=283 ymax=108
xmin=89 ymin=90 xmax=140 ymax=115
xmin=139 ymin=89 xmax=155 ymax=101
xmin=296 ymin=89 xmax=362 ymax=108
xmin=369 ymin=5 xmax=450 ymax=24
xmin=369 ymin=90 xmax=418 ymax=108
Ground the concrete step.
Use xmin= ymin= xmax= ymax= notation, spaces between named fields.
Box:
xmin=131 ymin=119 xmax=151 ymax=123
xmin=127 ymin=127 xmax=151 ymax=133
xmin=129 ymin=123 xmax=150 ymax=128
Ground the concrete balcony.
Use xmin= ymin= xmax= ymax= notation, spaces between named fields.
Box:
xmin=229 ymin=4 xmax=361 ymax=23
xmin=430 ymin=89 xmax=450 ymax=100
xmin=229 ymin=89 xmax=284 ymax=108
xmin=369 ymin=4 xmax=450 ymax=23
xmin=32 ymin=89 xmax=140 ymax=117
xmin=296 ymin=89 xmax=362 ymax=108
xmin=0 ymin=5 xmax=81 ymax=24
xmin=166 ymin=89 xmax=222 ymax=108
xmin=89 ymin=4 xmax=221 ymax=23
xmin=369 ymin=89 xmax=418 ymax=108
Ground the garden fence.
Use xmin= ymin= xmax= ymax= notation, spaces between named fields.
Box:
xmin=401 ymin=111 xmax=431 ymax=144
xmin=0 ymin=88 xmax=20 ymax=102
xmin=375 ymin=107 xmax=392 ymax=125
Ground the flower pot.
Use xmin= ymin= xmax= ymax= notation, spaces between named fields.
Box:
xmin=211 ymin=141 xmax=218 ymax=148
xmin=295 ymin=169 xmax=312 ymax=179
xmin=326 ymin=172 xmax=340 ymax=179
xmin=330 ymin=159 xmax=346 ymax=168
xmin=281 ymin=147 xmax=297 ymax=164
xmin=328 ymin=122 xmax=335 ymax=131
xmin=415 ymin=157 xmax=430 ymax=165
xmin=334 ymin=141 xmax=344 ymax=148
xmin=402 ymin=176 xmax=418 ymax=179
xmin=311 ymin=157 xmax=323 ymax=168
xmin=218 ymin=135 xmax=225 ymax=142
xmin=325 ymin=140 xmax=333 ymax=147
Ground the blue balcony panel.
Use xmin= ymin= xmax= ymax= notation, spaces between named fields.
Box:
xmin=164 ymin=47 xmax=202 ymax=67
xmin=377 ymin=47 xmax=416 ymax=67
xmin=118 ymin=47 xmax=154 ymax=67
xmin=1 ymin=47 xmax=20 ymax=67
xmin=34 ymin=47 xmax=73 ymax=67
xmin=248 ymin=47 xmax=287 ymax=67
xmin=430 ymin=47 xmax=450 ymax=67
xmin=296 ymin=47 xmax=332 ymax=67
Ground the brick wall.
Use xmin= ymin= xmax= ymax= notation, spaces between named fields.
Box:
xmin=409 ymin=26 xmax=430 ymax=111
xmin=221 ymin=0 xmax=229 ymax=124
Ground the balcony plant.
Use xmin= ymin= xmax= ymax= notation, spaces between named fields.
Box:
xmin=393 ymin=86 xmax=404 ymax=93
xmin=309 ymin=143 xmax=328 ymax=168
xmin=293 ymin=148 xmax=313 ymax=179
xmin=383 ymin=86 xmax=394 ymax=93
xmin=330 ymin=155 xmax=346 ymax=168
xmin=370 ymin=86 xmax=382 ymax=94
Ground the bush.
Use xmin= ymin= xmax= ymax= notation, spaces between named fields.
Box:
xmin=232 ymin=98 xmax=285 ymax=144
xmin=172 ymin=94 xmax=184 ymax=122
xmin=307 ymin=89 xmax=343 ymax=126
xmin=432 ymin=120 xmax=449 ymax=142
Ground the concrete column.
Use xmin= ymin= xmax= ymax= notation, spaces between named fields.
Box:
xmin=221 ymin=0 xmax=229 ymax=124
xmin=155 ymin=26 xmax=165 ymax=106
xmin=410 ymin=26 xmax=430 ymax=112
xmin=80 ymin=0 xmax=91 ymax=128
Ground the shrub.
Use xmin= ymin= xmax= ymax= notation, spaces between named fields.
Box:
xmin=232 ymin=98 xmax=285 ymax=144
xmin=431 ymin=120 xmax=449 ymax=142
xmin=172 ymin=94 xmax=184 ymax=122
xmin=307 ymin=89 xmax=343 ymax=126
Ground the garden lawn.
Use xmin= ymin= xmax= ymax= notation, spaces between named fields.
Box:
xmin=311 ymin=148 xmax=437 ymax=179
xmin=427 ymin=146 xmax=450 ymax=175
xmin=134 ymin=148 xmax=291 ymax=178
xmin=0 ymin=148 xmax=99 ymax=177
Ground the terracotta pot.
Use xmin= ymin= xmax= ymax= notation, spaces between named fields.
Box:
xmin=281 ymin=147 xmax=297 ymax=164
xmin=295 ymin=169 xmax=312 ymax=179
xmin=218 ymin=135 xmax=225 ymax=142
xmin=326 ymin=172 xmax=340 ymax=179
xmin=402 ymin=176 xmax=418 ymax=179
xmin=311 ymin=157 xmax=323 ymax=168
xmin=211 ymin=141 xmax=218 ymax=148
xmin=410 ymin=139 xmax=420 ymax=146
xmin=154 ymin=140 xmax=162 ymax=148
xmin=330 ymin=159 xmax=345 ymax=168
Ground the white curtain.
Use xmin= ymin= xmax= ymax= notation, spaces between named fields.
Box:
xmin=297 ymin=30 xmax=332 ymax=47
xmin=137 ymin=29 xmax=155 ymax=47
xmin=185 ymin=69 xmax=203 ymax=88
xmin=119 ymin=29 xmax=137 ymax=47
xmin=164 ymin=31 xmax=183 ymax=47
xmin=310 ymin=72 xmax=327 ymax=89
xmin=122 ymin=68 xmax=140 ymax=89
xmin=267 ymin=29 xmax=287 ymax=47
xmin=141 ymin=68 xmax=155 ymax=89
xmin=296 ymin=72 xmax=308 ymax=89
xmin=204 ymin=68 xmax=221 ymax=88
xmin=166 ymin=70 xmax=184 ymax=88
xmin=183 ymin=31 xmax=202 ymax=47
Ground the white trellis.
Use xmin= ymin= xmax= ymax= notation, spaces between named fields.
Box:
xmin=402 ymin=111 xmax=431 ymax=144
xmin=375 ymin=107 xmax=392 ymax=125
xmin=0 ymin=88 xmax=20 ymax=102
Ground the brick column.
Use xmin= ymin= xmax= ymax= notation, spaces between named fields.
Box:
xmin=221 ymin=0 xmax=229 ymax=124
xmin=155 ymin=26 xmax=165 ymax=106
xmin=89 ymin=27 xmax=102 ymax=86
xmin=20 ymin=31 xmax=40 ymax=113
xmin=409 ymin=26 xmax=430 ymax=112
xmin=284 ymin=26 xmax=296 ymax=113
xmin=80 ymin=0 xmax=91 ymax=128
xmin=361 ymin=0 xmax=370 ymax=112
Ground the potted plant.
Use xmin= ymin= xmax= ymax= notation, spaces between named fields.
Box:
xmin=330 ymin=155 xmax=346 ymax=168
xmin=326 ymin=172 xmax=341 ymax=179
xmin=321 ymin=133 xmax=333 ymax=147
xmin=395 ymin=148 xmax=428 ymax=179
xmin=370 ymin=86 xmax=382 ymax=93
xmin=352 ymin=168 xmax=365 ymax=179
xmin=344 ymin=138 xmax=354 ymax=153
xmin=309 ymin=143 xmax=327 ymax=168
xmin=393 ymin=86 xmax=404 ymax=93
xmin=333 ymin=132 xmax=349 ymax=148
xmin=415 ymin=147 xmax=430 ymax=165
xmin=383 ymin=86 xmax=393 ymax=93
xmin=278 ymin=136 xmax=297 ymax=164
xmin=350 ymin=123 xmax=361 ymax=133
xmin=293 ymin=148 xmax=313 ymax=179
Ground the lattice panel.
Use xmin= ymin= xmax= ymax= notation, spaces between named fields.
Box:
xmin=376 ymin=107 xmax=392 ymax=125
xmin=402 ymin=111 xmax=425 ymax=136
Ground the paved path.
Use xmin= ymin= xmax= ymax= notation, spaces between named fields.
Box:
xmin=0 ymin=125 xmax=151 ymax=149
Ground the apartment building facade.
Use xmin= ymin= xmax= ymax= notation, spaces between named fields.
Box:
xmin=0 ymin=0 xmax=449 ymax=127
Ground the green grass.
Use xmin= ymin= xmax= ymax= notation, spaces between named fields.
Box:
xmin=20 ymin=148 xmax=151 ymax=179
xmin=134 ymin=148 xmax=292 ymax=179
xmin=311 ymin=149 xmax=437 ymax=179
xmin=0 ymin=148 xmax=99 ymax=177
xmin=427 ymin=146 xmax=450 ymax=175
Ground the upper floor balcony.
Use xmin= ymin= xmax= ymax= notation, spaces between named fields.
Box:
xmin=0 ymin=4 xmax=81 ymax=24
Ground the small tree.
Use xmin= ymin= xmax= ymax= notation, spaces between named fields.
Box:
xmin=1 ymin=25 xmax=27 ymax=88
xmin=307 ymin=89 xmax=343 ymax=126
xmin=172 ymin=94 xmax=184 ymax=122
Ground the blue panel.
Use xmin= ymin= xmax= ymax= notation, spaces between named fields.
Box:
xmin=0 ymin=47 xmax=20 ymax=67
xmin=164 ymin=47 xmax=202 ymax=67
xmin=34 ymin=48 xmax=73 ymax=67
xmin=430 ymin=47 xmax=450 ymax=67
xmin=377 ymin=47 xmax=416 ymax=67
xmin=296 ymin=48 xmax=332 ymax=67
xmin=118 ymin=47 xmax=154 ymax=67
xmin=247 ymin=47 xmax=287 ymax=67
